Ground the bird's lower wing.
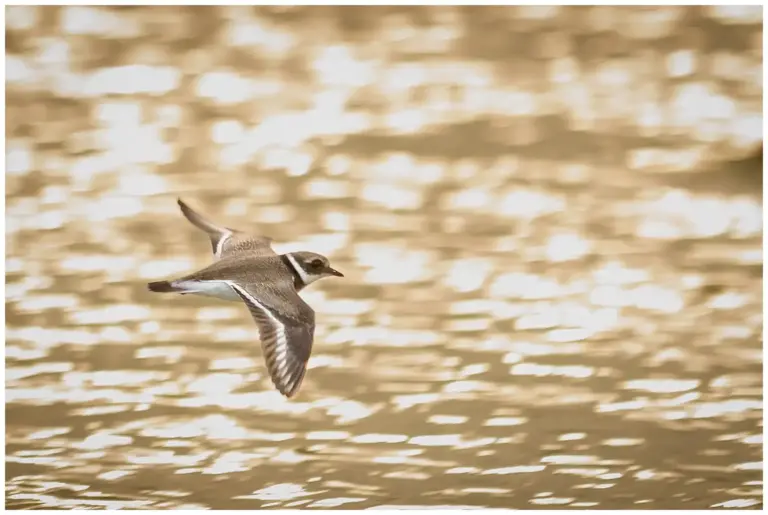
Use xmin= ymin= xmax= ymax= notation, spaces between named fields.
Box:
xmin=227 ymin=282 xmax=315 ymax=398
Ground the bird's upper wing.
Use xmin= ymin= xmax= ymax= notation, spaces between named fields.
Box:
xmin=177 ymin=198 xmax=275 ymax=260
xmin=227 ymin=281 xmax=315 ymax=398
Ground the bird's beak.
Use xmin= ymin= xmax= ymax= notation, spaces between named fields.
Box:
xmin=326 ymin=267 xmax=344 ymax=277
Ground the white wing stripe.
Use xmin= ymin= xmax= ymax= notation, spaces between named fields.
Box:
xmin=214 ymin=231 xmax=233 ymax=258
xmin=226 ymin=281 xmax=292 ymax=375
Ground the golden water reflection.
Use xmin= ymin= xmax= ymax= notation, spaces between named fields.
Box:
xmin=6 ymin=5 xmax=763 ymax=511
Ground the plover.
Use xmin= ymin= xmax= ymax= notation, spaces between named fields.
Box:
xmin=148 ymin=198 xmax=344 ymax=398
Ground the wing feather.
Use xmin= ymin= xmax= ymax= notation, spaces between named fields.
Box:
xmin=228 ymin=282 xmax=315 ymax=398
xmin=177 ymin=198 xmax=276 ymax=260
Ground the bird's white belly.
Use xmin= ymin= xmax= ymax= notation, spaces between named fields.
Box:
xmin=177 ymin=280 xmax=240 ymax=301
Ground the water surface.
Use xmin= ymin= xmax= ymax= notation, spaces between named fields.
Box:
xmin=5 ymin=5 xmax=763 ymax=510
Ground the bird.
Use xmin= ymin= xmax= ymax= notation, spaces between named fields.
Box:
xmin=147 ymin=198 xmax=344 ymax=398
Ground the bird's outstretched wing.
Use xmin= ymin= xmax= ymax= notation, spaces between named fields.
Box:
xmin=177 ymin=198 xmax=276 ymax=259
xmin=227 ymin=281 xmax=315 ymax=398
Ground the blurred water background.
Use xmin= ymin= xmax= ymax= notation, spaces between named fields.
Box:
xmin=4 ymin=5 xmax=763 ymax=510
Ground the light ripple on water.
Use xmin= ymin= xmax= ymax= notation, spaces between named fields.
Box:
xmin=5 ymin=5 xmax=762 ymax=510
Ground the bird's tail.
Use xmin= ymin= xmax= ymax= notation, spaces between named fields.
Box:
xmin=147 ymin=280 xmax=178 ymax=293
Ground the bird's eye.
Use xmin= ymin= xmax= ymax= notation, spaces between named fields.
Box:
xmin=310 ymin=259 xmax=324 ymax=269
